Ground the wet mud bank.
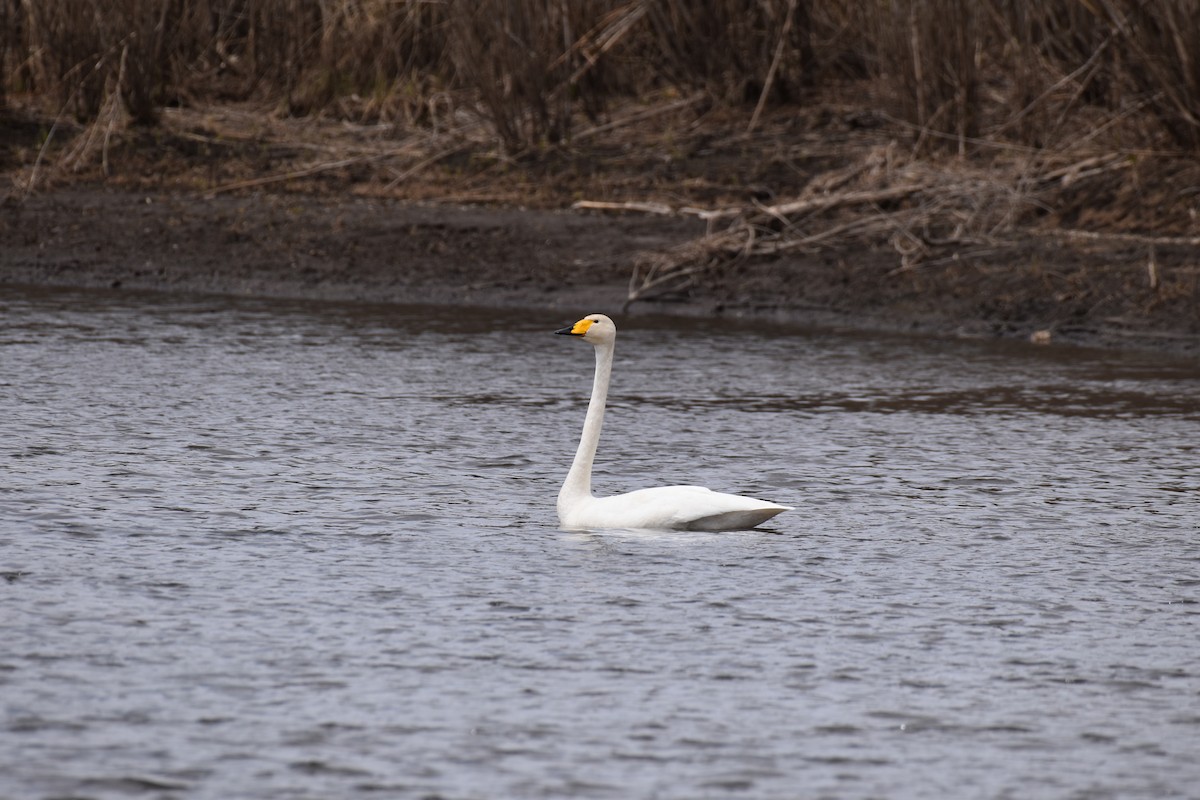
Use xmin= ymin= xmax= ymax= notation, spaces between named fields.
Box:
xmin=2 ymin=186 xmax=1198 ymax=357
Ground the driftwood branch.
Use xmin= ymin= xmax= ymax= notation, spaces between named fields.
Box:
xmin=573 ymin=199 xmax=676 ymax=215
xmin=1046 ymin=228 xmax=1200 ymax=247
xmin=616 ymin=147 xmax=1070 ymax=306
xmin=575 ymin=183 xmax=927 ymax=222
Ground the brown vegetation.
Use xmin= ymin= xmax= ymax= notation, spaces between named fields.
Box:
xmin=4 ymin=0 xmax=1199 ymax=151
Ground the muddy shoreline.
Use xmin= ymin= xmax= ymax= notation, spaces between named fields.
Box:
xmin=3 ymin=184 xmax=1199 ymax=357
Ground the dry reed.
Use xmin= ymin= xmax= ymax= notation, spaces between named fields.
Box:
xmin=3 ymin=0 xmax=1198 ymax=155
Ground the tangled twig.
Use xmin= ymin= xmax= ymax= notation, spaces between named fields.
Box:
xmin=585 ymin=145 xmax=1134 ymax=307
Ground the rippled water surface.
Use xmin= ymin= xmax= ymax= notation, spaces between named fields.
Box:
xmin=3 ymin=286 xmax=1199 ymax=799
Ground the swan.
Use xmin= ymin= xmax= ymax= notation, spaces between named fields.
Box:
xmin=555 ymin=313 xmax=791 ymax=531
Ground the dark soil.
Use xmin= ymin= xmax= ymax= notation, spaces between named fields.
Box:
xmin=0 ymin=187 xmax=702 ymax=312
xmin=2 ymin=103 xmax=1199 ymax=356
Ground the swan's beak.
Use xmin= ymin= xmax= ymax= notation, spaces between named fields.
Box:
xmin=555 ymin=319 xmax=594 ymax=336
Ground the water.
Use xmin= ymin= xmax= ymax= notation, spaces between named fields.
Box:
xmin=2 ymin=285 xmax=1198 ymax=800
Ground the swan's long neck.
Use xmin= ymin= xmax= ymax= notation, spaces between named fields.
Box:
xmin=560 ymin=339 xmax=614 ymax=506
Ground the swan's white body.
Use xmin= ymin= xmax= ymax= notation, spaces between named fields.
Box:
xmin=555 ymin=314 xmax=791 ymax=532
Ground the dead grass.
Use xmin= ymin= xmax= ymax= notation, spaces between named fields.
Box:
xmin=4 ymin=0 xmax=1200 ymax=153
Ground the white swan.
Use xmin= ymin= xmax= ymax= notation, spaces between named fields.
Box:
xmin=555 ymin=313 xmax=791 ymax=531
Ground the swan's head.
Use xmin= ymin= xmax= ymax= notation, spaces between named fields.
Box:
xmin=555 ymin=313 xmax=616 ymax=345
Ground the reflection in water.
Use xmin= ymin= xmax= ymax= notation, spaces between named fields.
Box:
xmin=632 ymin=385 xmax=1200 ymax=418
xmin=2 ymin=286 xmax=1198 ymax=800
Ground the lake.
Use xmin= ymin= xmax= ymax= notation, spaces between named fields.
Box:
xmin=2 ymin=285 xmax=1198 ymax=799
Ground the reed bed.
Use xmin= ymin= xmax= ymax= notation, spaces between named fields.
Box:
xmin=3 ymin=0 xmax=1198 ymax=153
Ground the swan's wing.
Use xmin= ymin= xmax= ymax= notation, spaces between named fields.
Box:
xmin=652 ymin=486 xmax=791 ymax=531
xmin=682 ymin=505 xmax=790 ymax=532
xmin=577 ymin=485 xmax=790 ymax=531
